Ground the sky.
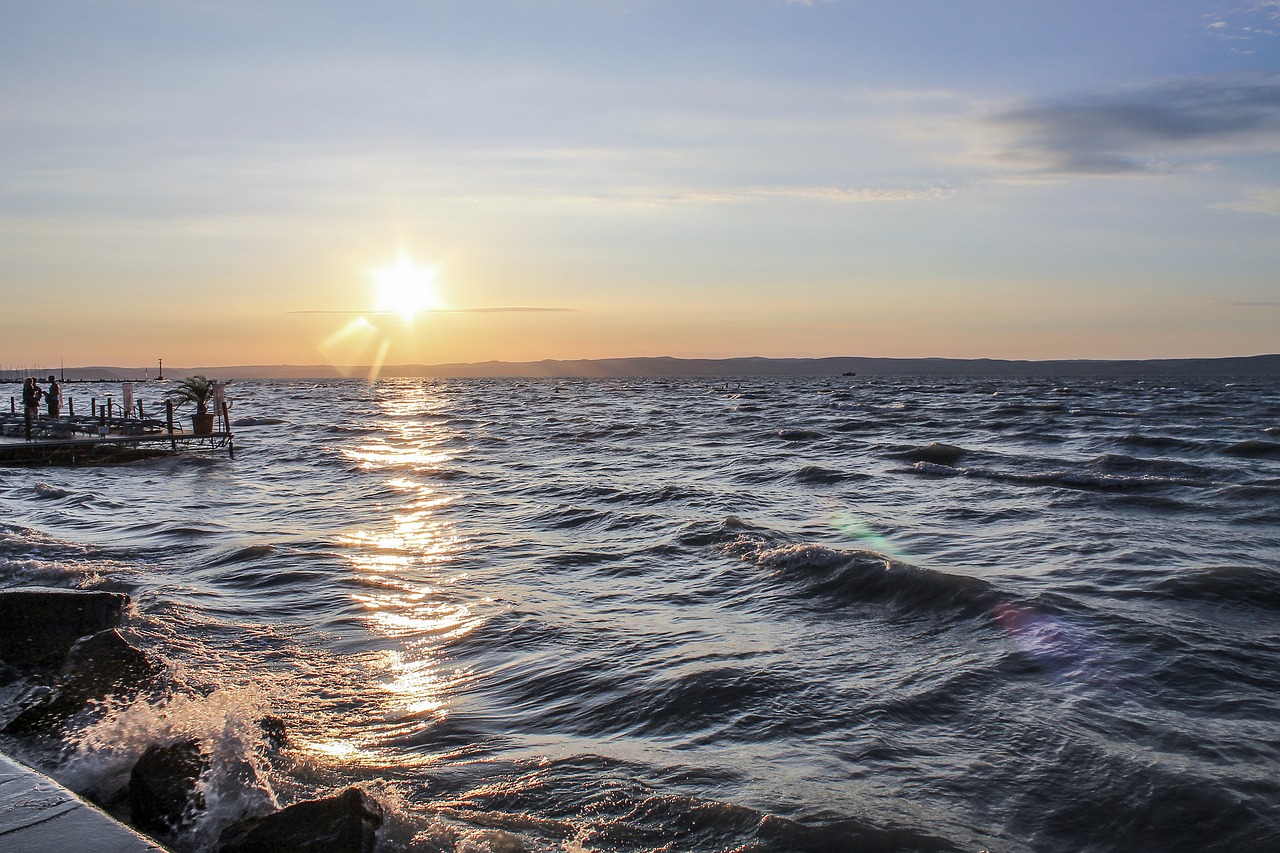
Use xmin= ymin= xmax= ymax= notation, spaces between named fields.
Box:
xmin=3 ymin=0 xmax=1279 ymax=369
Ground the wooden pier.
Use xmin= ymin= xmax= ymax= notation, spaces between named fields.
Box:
xmin=0 ymin=408 xmax=233 ymax=465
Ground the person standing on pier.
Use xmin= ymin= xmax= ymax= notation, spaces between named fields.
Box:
xmin=46 ymin=375 xmax=61 ymax=419
xmin=21 ymin=378 xmax=42 ymax=439
xmin=22 ymin=378 xmax=42 ymax=418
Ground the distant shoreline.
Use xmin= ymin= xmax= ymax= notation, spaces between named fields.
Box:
xmin=5 ymin=353 xmax=1279 ymax=382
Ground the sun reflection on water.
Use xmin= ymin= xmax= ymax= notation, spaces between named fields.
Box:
xmin=320 ymin=382 xmax=483 ymax=765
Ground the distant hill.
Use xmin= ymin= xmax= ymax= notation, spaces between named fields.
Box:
xmin=10 ymin=355 xmax=1276 ymax=382
xmin=172 ymin=354 xmax=1280 ymax=379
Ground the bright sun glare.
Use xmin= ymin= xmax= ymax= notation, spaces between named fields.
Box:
xmin=372 ymin=254 xmax=443 ymax=318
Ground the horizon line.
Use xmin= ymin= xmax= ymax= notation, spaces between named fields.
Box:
xmin=12 ymin=352 xmax=1279 ymax=372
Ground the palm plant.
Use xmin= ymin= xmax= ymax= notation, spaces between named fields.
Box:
xmin=165 ymin=375 xmax=217 ymax=416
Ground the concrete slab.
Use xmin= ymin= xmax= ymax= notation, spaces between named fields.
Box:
xmin=0 ymin=751 xmax=163 ymax=853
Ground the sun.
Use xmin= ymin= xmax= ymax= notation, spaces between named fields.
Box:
xmin=371 ymin=254 xmax=443 ymax=318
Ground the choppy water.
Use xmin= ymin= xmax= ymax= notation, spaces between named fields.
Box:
xmin=2 ymin=376 xmax=1279 ymax=852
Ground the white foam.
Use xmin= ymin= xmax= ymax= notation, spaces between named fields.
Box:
xmin=54 ymin=686 xmax=279 ymax=845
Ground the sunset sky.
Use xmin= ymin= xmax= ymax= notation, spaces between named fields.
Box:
xmin=3 ymin=1 xmax=1279 ymax=369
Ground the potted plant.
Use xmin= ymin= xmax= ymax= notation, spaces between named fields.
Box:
xmin=166 ymin=375 xmax=219 ymax=435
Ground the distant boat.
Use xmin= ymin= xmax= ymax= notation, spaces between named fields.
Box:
xmin=842 ymin=372 xmax=857 ymax=377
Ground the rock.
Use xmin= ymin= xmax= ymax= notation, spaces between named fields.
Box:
xmin=0 ymin=684 xmax=57 ymax=734
xmin=130 ymin=739 xmax=210 ymax=838
xmin=906 ymin=443 xmax=967 ymax=466
xmin=2 ymin=629 xmax=156 ymax=734
xmin=218 ymin=787 xmax=383 ymax=853
xmin=257 ymin=715 xmax=288 ymax=750
xmin=61 ymin=628 xmax=159 ymax=702
xmin=0 ymin=588 xmax=129 ymax=667
xmin=3 ymin=686 xmax=68 ymax=735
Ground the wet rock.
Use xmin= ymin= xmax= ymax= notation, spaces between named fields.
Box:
xmin=906 ymin=443 xmax=967 ymax=466
xmin=61 ymin=628 xmax=159 ymax=702
xmin=0 ymin=588 xmax=129 ymax=667
xmin=218 ymin=787 xmax=383 ymax=853
xmin=2 ymin=686 xmax=68 ymax=735
xmin=3 ymin=629 xmax=156 ymax=734
xmin=0 ymin=684 xmax=57 ymax=734
xmin=258 ymin=715 xmax=288 ymax=750
xmin=130 ymin=738 xmax=210 ymax=838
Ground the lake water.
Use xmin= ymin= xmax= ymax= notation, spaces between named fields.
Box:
xmin=1 ymin=375 xmax=1278 ymax=852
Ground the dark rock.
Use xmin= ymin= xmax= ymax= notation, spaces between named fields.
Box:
xmin=218 ymin=787 xmax=383 ymax=853
xmin=3 ymin=685 xmax=66 ymax=734
xmin=906 ymin=443 xmax=967 ymax=466
xmin=130 ymin=739 xmax=210 ymax=838
xmin=258 ymin=715 xmax=288 ymax=750
xmin=0 ymin=684 xmax=57 ymax=734
xmin=0 ymin=588 xmax=129 ymax=667
xmin=2 ymin=629 xmax=156 ymax=734
xmin=60 ymin=628 xmax=159 ymax=702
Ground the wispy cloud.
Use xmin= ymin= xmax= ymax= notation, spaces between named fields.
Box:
xmin=1205 ymin=2 xmax=1280 ymax=45
xmin=1211 ymin=185 xmax=1280 ymax=214
xmin=680 ymin=186 xmax=955 ymax=203
xmin=566 ymin=185 xmax=956 ymax=206
xmin=289 ymin=307 xmax=572 ymax=315
xmin=988 ymin=74 xmax=1280 ymax=175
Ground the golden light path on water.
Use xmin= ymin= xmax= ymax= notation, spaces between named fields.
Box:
xmin=304 ymin=383 xmax=482 ymax=765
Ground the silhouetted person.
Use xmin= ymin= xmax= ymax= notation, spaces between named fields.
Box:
xmin=22 ymin=378 xmax=42 ymax=439
xmin=46 ymin=375 xmax=61 ymax=418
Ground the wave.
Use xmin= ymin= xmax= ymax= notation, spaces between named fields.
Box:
xmin=791 ymin=465 xmax=848 ymax=484
xmin=203 ymin=544 xmax=278 ymax=567
xmin=1119 ymin=432 xmax=1207 ymax=451
xmin=1225 ymin=438 xmax=1280 ymax=457
xmin=890 ymin=442 xmax=969 ymax=465
xmin=773 ymin=428 xmax=825 ymax=442
xmin=230 ymin=416 xmax=289 ymax=427
xmin=1152 ymin=565 xmax=1280 ymax=610
xmin=32 ymin=482 xmax=75 ymax=500
xmin=908 ymin=460 xmax=1208 ymax=491
xmin=710 ymin=524 xmax=999 ymax=618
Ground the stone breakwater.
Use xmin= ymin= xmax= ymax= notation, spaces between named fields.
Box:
xmin=0 ymin=587 xmax=384 ymax=853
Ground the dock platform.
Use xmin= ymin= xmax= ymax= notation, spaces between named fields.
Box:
xmin=0 ymin=750 xmax=163 ymax=852
xmin=0 ymin=413 xmax=233 ymax=465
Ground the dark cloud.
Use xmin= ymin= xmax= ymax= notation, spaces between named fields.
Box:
xmin=990 ymin=75 xmax=1280 ymax=175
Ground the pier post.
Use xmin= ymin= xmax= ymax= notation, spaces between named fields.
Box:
xmin=137 ymin=401 xmax=143 ymax=420
xmin=222 ymin=400 xmax=234 ymax=458
xmin=9 ymin=397 xmax=13 ymax=413
xmin=166 ymin=400 xmax=176 ymax=450
xmin=68 ymin=397 xmax=74 ymax=417
xmin=91 ymin=398 xmax=96 ymax=418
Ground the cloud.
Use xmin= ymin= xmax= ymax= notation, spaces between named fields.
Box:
xmin=1212 ymin=185 xmax=1280 ymax=214
xmin=988 ymin=75 xmax=1280 ymax=175
xmin=290 ymin=307 xmax=572 ymax=314
xmin=679 ymin=186 xmax=955 ymax=203
xmin=1205 ymin=2 xmax=1280 ymax=42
